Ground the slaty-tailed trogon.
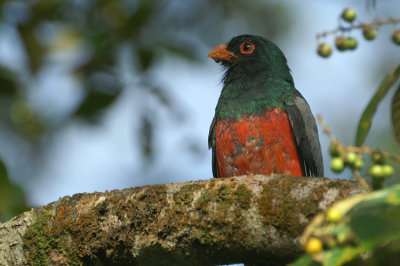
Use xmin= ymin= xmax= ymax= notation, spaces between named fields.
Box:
xmin=208 ymin=35 xmax=324 ymax=178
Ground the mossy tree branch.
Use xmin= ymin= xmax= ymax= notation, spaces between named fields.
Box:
xmin=0 ymin=175 xmax=367 ymax=265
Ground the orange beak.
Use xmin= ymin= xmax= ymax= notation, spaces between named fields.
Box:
xmin=208 ymin=44 xmax=238 ymax=62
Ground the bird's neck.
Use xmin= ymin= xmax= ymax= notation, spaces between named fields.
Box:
xmin=223 ymin=58 xmax=294 ymax=85
xmin=215 ymin=76 xmax=297 ymax=121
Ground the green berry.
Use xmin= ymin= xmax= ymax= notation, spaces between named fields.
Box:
xmin=382 ymin=164 xmax=394 ymax=177
xmin=353 ymin=158 xmax=364 ymax=170
xmin=335 ymin=36 xmax=347 ymax=51
xmin=329 ymin=144 xmax=340 ymax=157
xmin=337 ymin=231 xmax=351 ymax=245
xmin=371 ymin=152 xmax=384 ymax=164
xmin=326 ymin=207 xmax=342 ymax=223
xmin=392 ymin=30 xmax=400 ymax=45
xmin=317 ymin=43 xmax=332 ymax=58
xmin=331 ymin=157 xmax=345 ymax=173
xmin=345 ymin=38 xmax=358 ymax=50
xmin=370 ymin=164 xmax=384 ymax=178
xmin=363 ymin=26 xmax=377 ymax=40
xmin=341 ymin=8 xmax=356 ymax=22
xmin=346 ymin=152 xmax=357 ymax=165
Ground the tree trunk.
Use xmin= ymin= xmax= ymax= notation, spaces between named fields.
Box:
xmin=0 ymin=175 xmax=367 ymax=265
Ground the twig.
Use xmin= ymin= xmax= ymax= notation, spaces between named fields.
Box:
xmin=317 ymin=114 xmax=400 ymax=162
xmin=316 ymin=114 xmax=400 ymax=192
xmin=316 ymin=17 xmax=400 ymax=40
xmin=352 ymin=170 xmax=371 ymax=192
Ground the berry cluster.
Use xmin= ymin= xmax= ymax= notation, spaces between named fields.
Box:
xmin=305 ymin=205 xmax=357 ymax=255
xmin=317 ymin=8 xmax=400 ymax=58
xmin=369 ymin=152 xmax=394 ymax=179
xmin=329 ymin=142 xmax=395 ymax=190
xmin=329 ymin=144 xmax=364 ymax=173
xmin=318 ymin=115 xmax=397 ymax=191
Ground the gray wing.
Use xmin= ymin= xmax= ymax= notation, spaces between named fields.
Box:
xmin=208 ymin=116 xmax=220 ymax=178
xmin=286 ymin=96 xmax=324 ymax=177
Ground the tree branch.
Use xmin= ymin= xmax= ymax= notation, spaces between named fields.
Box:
xmin=0 ymin=175 xmax=368 ymax=265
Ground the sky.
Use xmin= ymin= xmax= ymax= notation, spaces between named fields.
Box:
xmin=1 ymin=0 xmax=400 ymax=206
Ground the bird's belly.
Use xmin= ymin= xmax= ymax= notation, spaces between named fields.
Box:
xmin=215 ymin=108 xmax=302 ymax=177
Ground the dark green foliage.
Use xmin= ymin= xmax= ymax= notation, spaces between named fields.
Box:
xmin=0 ymin=158 xmax=29 ymax=222
xmin=0 ymin=67 xmax=17 ymax=96
xmin=292 ymin=185 xmax=400 ymax=266
xmin=391 ymin=83 xmax=400 ymax=143
xmin=0 ymin=0 xmax=290 ymax=149
xmin=0 ymin=0 xmax=292 ymax=225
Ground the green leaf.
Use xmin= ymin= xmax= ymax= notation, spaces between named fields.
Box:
xmin=0 ymin=158 xmax=9 ymax=186
xmin=391 ymin=83 xmax=400 ymax=144
xmin=290 ymin=253 xmax=320 ymax=266
xmin=355 ymin=64 xmax=400 ymax=146
xmin=17 ymin=24 xmax=45 ymax=74
xmin=0 ymin=158 xmax=28 ymax=222
xmin=137 ymin=46 xmax=156 ymax=71
xmin=320 ymin=247 xmax=361 ymax=266
xmin=30 ymin=0 xmax=65 ymax=21
xmin=0 ymin=67 xmax=18 ymax=96
xmin=74 ymin=88 xmax=121 ymax=122
xmin=160 ymin=42 xmax=199 ymax=62
xmin=127 ymin=1 xmax=154 ymax=32
xmin=347 ymin=185 xmax=400 ymax=248
xmin=10 ymin=100 xmax=46 ymax=142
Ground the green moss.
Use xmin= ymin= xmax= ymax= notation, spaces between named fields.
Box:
xmin=233 ymin=184 xmax=252 ymax=209
xmin=128 ymin=184 xmax=168 ymax=230
xmin=216 ymin=184 xmax=235 ymax=209
xmin=257 ymin=178 xmax=300 ymax=236
xmin=23 ymin=209 xmax=73 ymax=265
xmin=200 ymin=231 xmax=216 ymax=246
xmin=174 ymin=184 xmax=205 ymax=205
xmin=195 ymin=183 xmax=252 ymax=216
xmin=195 ymin=190 xmax=214 ymax=214
xmin=299 ymin=186 xmax=327 ymax=219
xmin=257 ymin=177 xmax=333 ymax=237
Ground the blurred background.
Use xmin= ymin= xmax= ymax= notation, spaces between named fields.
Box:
xmin=0 ymin=0 xmax=399 ymax=222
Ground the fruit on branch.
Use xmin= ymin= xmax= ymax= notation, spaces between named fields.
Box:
xmin=371 ymin=151 xmax=384 ymax=164
xmin=326 ymin=207 xmax=342 ymax=223
xmin=345 ymin=37 xmax=358 ymax=50
xmin=341 ymin=8 xmax=356 ymax=23
xmin=331 ymin=157 xmax=345 ymax=173
xmin=392 ymin=30 xmax=400 ymax=45
xmin=353 ymin=158 xmax=364 ymax=170
xmin=346 ymin=152 xmax=357 ymax=165
xmin=369 ymin=164 xmax=384 ymax=178
xmin=382 ymin=164 xmax=394 ymax=177
xmin=317 ymin=43 xmax=332 ymax=58
xmin=335 ymin=36 xmax=347 ymax=51
xmin=305 ymin=237 xmax=323 ymax=254
xmin=329 ymin=143 xmax=340 ymax=157
xmin=362 ymin=25 xmax=377 ymax=40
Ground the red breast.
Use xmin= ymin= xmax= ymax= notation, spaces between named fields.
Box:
xmin=215 ymin=107 xmax=302 ymax=177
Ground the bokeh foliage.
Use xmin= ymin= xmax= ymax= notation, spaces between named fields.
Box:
xmin=293 ymin=184 xmax=400 ymax=266
xmin=0 ymin=158 xmax=28 ymax=221
xmin=0 ymin=0 xmax=290 ymax=221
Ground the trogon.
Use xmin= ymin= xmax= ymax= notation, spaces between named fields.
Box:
xmin=208 ymin=35 xmax=324 ymax=178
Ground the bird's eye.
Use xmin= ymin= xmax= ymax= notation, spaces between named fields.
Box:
xmin=240 ymin=41 xmax=255 ymax=54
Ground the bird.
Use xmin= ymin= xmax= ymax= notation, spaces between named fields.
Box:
xmin=208 ymin=34 xmax=324 ymax=178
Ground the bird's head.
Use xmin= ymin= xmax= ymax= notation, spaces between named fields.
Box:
xmin=208 ymin=35 xmax=292 ymax=83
